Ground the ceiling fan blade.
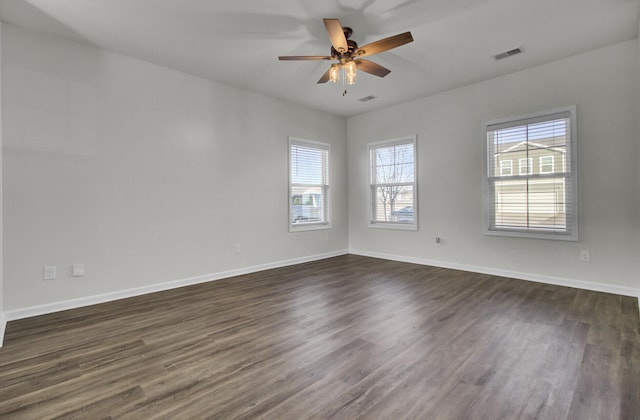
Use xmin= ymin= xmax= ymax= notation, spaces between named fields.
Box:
xmin=317 ymin=68 xmax=331 ymax=84
xmin=356 ymin=59 xmax=391 ymax=78
xmin=355 ymin=32 xmax=413 ymax=57
xmin=279 ymin=55 xmax=333 ymax=61
xmin=323 ymin=18 xmax=348 ymax=54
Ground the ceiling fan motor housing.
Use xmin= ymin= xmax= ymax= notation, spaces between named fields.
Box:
xmin=331 ymin=39 xmax=359 ymax=58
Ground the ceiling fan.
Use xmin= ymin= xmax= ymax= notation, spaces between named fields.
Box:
xmin=278 ymin=18 xmax=414 ymax=86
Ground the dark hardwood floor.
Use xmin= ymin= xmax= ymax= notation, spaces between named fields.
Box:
xmin=1 ymin=255 xmax=639 ymax=419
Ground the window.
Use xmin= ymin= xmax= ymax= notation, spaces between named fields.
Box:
xmin=500 ymin=160 xmax=513 ymax=176
xmin=289 ymin=138 xmax=329 ymax=231
xmin=519 ymin=158 xmax=533 ymax=175
xmin=539 ymin=156 xmax=554 ymax=174
xmin=482 ymin=106 xmax=577 ymax=240
xmin=369 ymin=136 xmax=417 ymax=230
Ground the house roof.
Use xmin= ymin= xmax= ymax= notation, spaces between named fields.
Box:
xmin=498 ymin=138 xmax=567 ymax=155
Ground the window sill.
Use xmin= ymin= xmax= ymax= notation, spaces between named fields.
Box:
xmin=368 ymin=222 xmax=418 ymax=231
xmin=484 ymin=228 xmax=577 ymax=241
xmin=289 ymin=222 xmax=331 ymax=233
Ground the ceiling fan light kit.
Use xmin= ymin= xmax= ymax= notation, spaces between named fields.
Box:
xmin=278 ymin=18 xmax=413 ymax=93
xmin=329 ymin=64 xmax=340 ymax=83
xmin=327 ymin=59 xmax=357 ymax=85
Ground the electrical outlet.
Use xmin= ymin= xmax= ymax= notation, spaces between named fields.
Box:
xmin=72 ymin=263 xmax=85 ymax=277
xmin=579 ymin=250 xmax=590 ymax=262
xmin=435 ymin=236 xmax=441 ymax=246
xmin=233 ymin=243 xmax=241 ymax=254
xmin=43 ymin=266 xmax=57 ymax=280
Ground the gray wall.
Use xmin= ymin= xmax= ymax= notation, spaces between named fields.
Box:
xmin=2 ymin=23 xmax=348 ymax=312
xmin=2 ymin=22 xmax=639 ymax=319
xmin=348 ymin=39 xmax=640 ymax=292
xmin=0 ymin=21 xmax=4 ymax=339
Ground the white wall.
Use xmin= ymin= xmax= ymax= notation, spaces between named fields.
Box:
xmin=0 ymin=21 xmax=5 ymax=343
xmin=2 ymin=21 xmax=639 ymax=320
xmin=2 ymin=23 xmax=348 ymax=312
xmin=348 ymin=39 xmax=640 ymax=292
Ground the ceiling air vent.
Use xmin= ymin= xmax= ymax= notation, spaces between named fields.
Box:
xmin=493 ymin=47 xmax=523 ymax=61
xmin=358 ymin=95 xmax=377 ymax=102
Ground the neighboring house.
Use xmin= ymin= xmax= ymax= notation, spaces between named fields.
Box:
xmin=492 ymin=136 xmax=568 ymax=229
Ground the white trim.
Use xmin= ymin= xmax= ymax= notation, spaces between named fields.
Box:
xmin=288 ymin=137 xmax=331 ymax=232
xmin=0 ymin=314 xmax=6 ymax=348
xmin=368 ymin=222 xmax=418 ymax=231
xmin=368 ymin=135 xmax=418 ymax=230
xmin=349 ymin=248 xmax=640 ymax=298
xmin=2 ymin=250 xmax=637 ymax=345
xmin=539 ymin=155 xmax=554 ymax=174
xmin=499 ymin=160 xmax=513 ymax=176
xmin=482 ymin=105 xmax=578 ymax=241
xmin=3 ymin=250 xmax=348 ymax=323
xmin=518 ymin=157 xmax=533 ymax=175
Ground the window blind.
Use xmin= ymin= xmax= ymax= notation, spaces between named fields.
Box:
xmin=369 ymin=137 xmax=417 ymax=227
xmin=289 ymin=139 xmax=329 ymax=229
xmin=485 ymin=109 xmax=577 ymax=239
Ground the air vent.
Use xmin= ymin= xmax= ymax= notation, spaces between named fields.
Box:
xmin=493 ymin=47 xmax=523 ymax=61
xmin=358 ymin=95 xmax=376 ymax=102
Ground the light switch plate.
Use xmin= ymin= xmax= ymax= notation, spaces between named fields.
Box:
xmin=72 ymin=263 xmax=85 ymax=277
xmin=579 ymin=250 xmax=590 ymax=262
xmin=43 ymin=266 xmax=56 ymax=280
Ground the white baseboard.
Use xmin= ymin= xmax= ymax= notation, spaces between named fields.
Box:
xmin=3 ymin=249 xmax=349 ymax=324
xmin=0 ymin=314 xmax=6 ymax=348
xmin=2 ymin=248 xmax=637 ymax=347
xmin=349 ymin=248 xmax=640 ymax=298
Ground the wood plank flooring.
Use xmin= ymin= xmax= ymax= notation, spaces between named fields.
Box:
xmin=1 ymin=255 xmax=639 ymax=419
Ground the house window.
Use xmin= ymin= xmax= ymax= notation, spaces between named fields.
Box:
xmin=519 ymin=158 xmax=533 ymax=175
xmin=369 ymin=136 xmax=417 ymax=230
xmin=289 ymin=138 xmax=330 ymax=231
xmin=539 ymin=156 xmax=554 ymax=174
xmin=482 ymin=106 xmax=577 ymax=240
xmin=500 ymin=160 xmax=513 ymax=176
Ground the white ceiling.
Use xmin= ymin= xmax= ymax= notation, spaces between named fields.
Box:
xmin=0 ymin=0 xmax=639 ymax=117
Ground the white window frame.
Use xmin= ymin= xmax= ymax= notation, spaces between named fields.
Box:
xmin=539 ymin=155 xmax=554 ymax=174
xmin=288 ymin=137 xmax=330 ymax=232
xmin=519 ymin=158 xmax=533 ymax=175
xmin=500 ymin=160 xmax=513 ymax=176
xmin=368 ymin=135 xmax=418 ymax=231
xmin=482 ymin=106 xmax=578 ymax=241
